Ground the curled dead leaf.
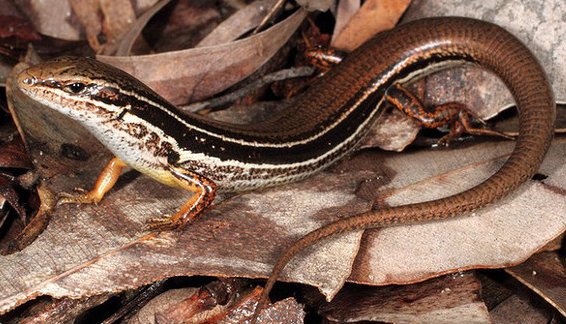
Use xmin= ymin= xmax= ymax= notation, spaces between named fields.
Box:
xmin=98 ymin=9 xmax=306 ymax=105
xmin=331 ymin=0 xmax=411 ymax=51
xmin=196 ymin=0 xmax=279 ymax=48
xmin=113 ymin=0 xmax=171 ymax=56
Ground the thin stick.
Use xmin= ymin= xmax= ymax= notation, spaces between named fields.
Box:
xmin=252 ymin=0 xmax=287 ymax=34
xmin=180 ymin=66 xmax=315 ymax=113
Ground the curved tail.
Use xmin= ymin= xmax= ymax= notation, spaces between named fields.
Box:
xmin=254 ymin=16 xmax=555 ymax=320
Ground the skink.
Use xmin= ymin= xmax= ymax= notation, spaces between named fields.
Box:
xmin=16 ymin=17 xmax=555 ymax=317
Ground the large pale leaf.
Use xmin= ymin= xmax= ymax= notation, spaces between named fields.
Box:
xmin=403 ymin=0 xmax=566 ymax=107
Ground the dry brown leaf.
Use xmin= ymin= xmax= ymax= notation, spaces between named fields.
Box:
xmin=358 ymin=107 xmax=419 ymax=152
xmin=490 ymin=294 xmax=554 ymax=323
xmin=14 ymin=0 xmax=83 ymax=40
xmin=331 ymin=0 xmax=411 ymax=51
xmin=316 ymin=272 xmax=490 ymax=323
xmin=505 ymin=252 xmax=566 ymax=317
xmin=70 ymin=0 xmax=138 ymax=54
xmin=296 ymin=0 xmax=334 ymax=12
xmin=97 ymin=9 xmax=306 ymax=105
xmin=14 ymin=0 xmax=159 ymax=43
xmin=148 ymin=1 xmax=223 ymax=52
xmin=98 ymin=0 xmax=137 ymax=55
xmin=68 ymin=0 xmax=103 ymax=51
xmin=331 ymin=0 xmax=360 ymax=45
xmin=0 ymin=15 xmax=40 ymax=41
xmin=0 ymin=138 xmax=32 ymax=170
xmin=114 ymin=0 xmax=171 ymax=56
xmin=196 ymin=0 xmax=278 ymax=48
xmin=0 ymin=163 xmax=369 ymax=314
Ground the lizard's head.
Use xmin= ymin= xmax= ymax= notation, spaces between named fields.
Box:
xmin=19 ymin=57 xmax=114 ymax=119
xmin=17 ymin=56 xmax=156 ymax=121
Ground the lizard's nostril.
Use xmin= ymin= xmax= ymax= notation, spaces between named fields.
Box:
xmin=17 ymin=70 xmax=37 ymax=87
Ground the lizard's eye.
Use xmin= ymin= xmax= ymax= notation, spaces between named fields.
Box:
xmin=65 ymin=82 xmax=87 ymax=94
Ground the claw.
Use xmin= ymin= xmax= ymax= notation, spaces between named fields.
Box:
xmin=145 ymin=216 xmax=182 ymax=231
xmin=56 ymin=190 xmax=100 ymax=206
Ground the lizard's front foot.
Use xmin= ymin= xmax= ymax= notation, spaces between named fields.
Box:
xmin=56 ymin=188 xmax=102 ymax=206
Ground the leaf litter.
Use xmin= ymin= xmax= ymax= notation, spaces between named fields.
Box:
xmin=0 ymin=0 xmax=565 ymax=322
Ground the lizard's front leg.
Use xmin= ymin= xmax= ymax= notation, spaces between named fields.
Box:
xmin=146 ymin=164 xmax=217 ymax=230
xmin=58 ymin=157 xmax=127 ymax=205
xmin=58 ymin=157 xmax=217 ymax=230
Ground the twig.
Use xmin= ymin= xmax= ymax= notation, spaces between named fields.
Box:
xmin=101 ymin=279 xmax=167 ymax=324
xmin=252 ymin=0 xmax=287 ymax=34
xmin=180 ymin=66 xmax=315 ymax=113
